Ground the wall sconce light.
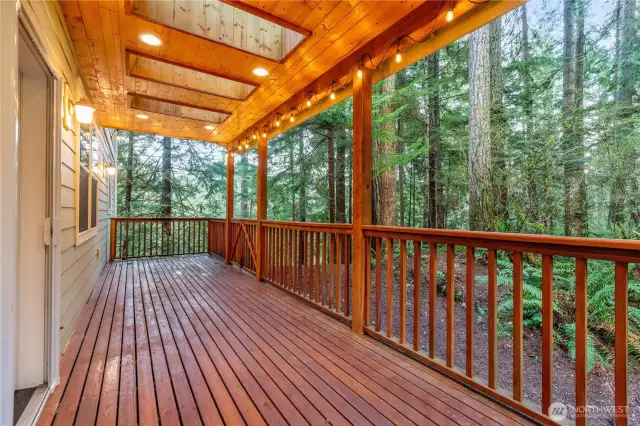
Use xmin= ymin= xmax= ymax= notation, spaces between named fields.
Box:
xmin=106 ymin=163 xmax=116 ymax=175
xmin=74 ymin=97 xmax=95 ymax=124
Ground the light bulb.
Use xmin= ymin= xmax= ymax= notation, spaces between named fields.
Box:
xmin=262 ymin=131 xmax=267 ymax=138
xmin=446 ymin=8 xmax=454 ymax=22
xmin=290 ymin=115 xmax=295 ymax=123
xmin=253 ymin=134 xmax=257 ymax=140
xmin=276 ymin=120 xmax=280 ymax=127
xmin=306 ymin=99 xmax=312 ymax=108
xmin=330 ymin=91 xmax=336 ymax=101
xmin=395 ymin=52 xmax=402 ymax=63
xmin=357 ymin=68 xmax=363 ymax=79
xmin=74 ymin=98 xmax=95 ymax=124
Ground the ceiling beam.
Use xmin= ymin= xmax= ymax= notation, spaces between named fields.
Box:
xmin=219 ymin=0 xmax=312 ymax=38
xmin=128 ymin=92 xmax=233 ymax=117
xmin=126 ymin=49 xmax=261 ymax=89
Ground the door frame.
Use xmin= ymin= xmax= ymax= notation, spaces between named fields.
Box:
xmin=13 ymin=9 xmax=62 ymax=423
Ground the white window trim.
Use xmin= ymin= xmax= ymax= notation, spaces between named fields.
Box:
xmin=75 ymin=120 xmax=99 ymax=245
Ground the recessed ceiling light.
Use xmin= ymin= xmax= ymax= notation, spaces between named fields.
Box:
xmin=136 ymin=114 xmax=148 ymax=119
xmin=205 ymin=125 xmax=215 ymax=130
xmin=252 ymin=67 xmax=269 ymax=77
xmin=139 ymin=33 xmax=162 ymax=46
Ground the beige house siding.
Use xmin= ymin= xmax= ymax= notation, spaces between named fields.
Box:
xmin=21 ymin=1 xmax=115 ymax=352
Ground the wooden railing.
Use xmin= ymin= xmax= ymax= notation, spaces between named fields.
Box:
xmin=109 ymin=217 xmax=222 ymax=260
xmin=261 ymin=220 xmax=353 ymax=322
xmin=229 ymin=219 xmax=257 ymax=273
xmin=361 ymin=225 xmax=639 ymax=425
xmin=208 ymin=218 xmax=226 ymax=258
xmin=109 ymin=216 xmax=637 ymax=424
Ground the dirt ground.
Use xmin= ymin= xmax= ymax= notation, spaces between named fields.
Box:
xmin=307 ymin=252 xmax=639 ymax=425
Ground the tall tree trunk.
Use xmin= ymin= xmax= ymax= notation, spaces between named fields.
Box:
xmin=562 ymin=0 xmax=587 ymax=236
xmin=161 ymin=136 xmax=172 ymax=238
xmin=288 ymin=139 xmax=296 ymax=220
xmin=240 ymin=155 xmax=248 ymax=217
xmin=468 ymin=26 xmax=494 ymax=232
xmin=522 ymin=5 xmax=539 ymax=225
xmin=122 ymin=132 xmax=134 ymax=254
xmin=124 ymin=132 xmax=134 ymax=216
xmin=609 ymin=0 xmax=637 ymax=229
xmin=298 ymin=129 xmax=307 ymax=222
xmin=398 ymin=138 xmax=405 ymax=226
xmin=336 ymin=138 xmax=346 ymax=223
xmin=489 ymin=19 xmax=508 ymax=227
xmin=378 ymin=75 xmax=397 ymax=226
xmin=427 ymin=51 xmax=444 ymax=229
xmin=327 ymin=128 xmax=336 ymax=223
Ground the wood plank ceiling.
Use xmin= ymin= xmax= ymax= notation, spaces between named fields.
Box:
xmin=60 ymin=0 xmax=487 ymax=146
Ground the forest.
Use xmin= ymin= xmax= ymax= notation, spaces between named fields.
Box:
xmin=116 ymin=0 xmax=639 ymax=417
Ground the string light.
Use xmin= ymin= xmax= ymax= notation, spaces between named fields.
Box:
xmin=239 ymin=1 xmax=447 ymax=144
xmin=262 ymin=127 xmax=267 ymax=138
xmin=446 ymin=4 xmax=454 ymax=22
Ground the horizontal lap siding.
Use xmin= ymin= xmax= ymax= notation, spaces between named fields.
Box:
xmin=21 ymin=1 xmax=115 ymax=352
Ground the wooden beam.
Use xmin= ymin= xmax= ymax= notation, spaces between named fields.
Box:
xmin=125 ymin=49 xmax=261 ymax=89
xmin=351 ymin=66 xmax=373 ymax=334
xmin=219 ymin=0 xmax=312 ymax=38
xmin=255 ymin=136 xmax=268 ymax=281
xmin=225 ymin=151 xmax=234 ymax=264
xmin=128 ymin=93 xmax=233 ymax=117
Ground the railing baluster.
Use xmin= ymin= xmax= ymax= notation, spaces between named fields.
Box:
xmin=344 ymin=234 xmax=350 ymax=317
xmin=399 ymin=239 xmax=407 ymax=344
xmin=466 ymin=247 xmax=475 ymax=378
xmin=413 ymin=241 xmax=421 ymax=352
xmin=315 ymin=232 xmax=320 ymax=303
xmin=365 ymin=237 xmax=372 ymax=328
xmin=429 ymin=243 xmax=437 ymax=358
xmin=375 ymin=238 xmax=382 ymax=333
xmin=336 ymin=235 xmax=342 ymax=313
xmin=615 ymin=261 xmax=628 ymax=426
xmin=329 ymin=233 xmax=334 ymax=309
xmin=541 ymin=254 xmax=553 ymax=413
xmin=447 ymin=244 xmax=455 ymax=368
xmin=321 ymin=233 xmax=327 ymax=306
xmin=575 ymin=257 xmax=587 ymax=425
xmin=488 ymin=248 xmax=498 ymax=388
xmin=513 ymin=251 xmax=523 ymax=401
xmin=386 ymin=238 xmax=393 ymax=338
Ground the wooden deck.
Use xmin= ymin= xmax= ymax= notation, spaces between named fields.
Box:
xmin=38 ymin=254 xmax=534 ymax=426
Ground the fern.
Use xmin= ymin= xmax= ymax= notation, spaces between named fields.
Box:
xmin=561 ymin=323 xmax=610 ymax=371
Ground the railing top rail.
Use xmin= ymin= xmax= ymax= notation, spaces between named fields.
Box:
xmin=112 ymin=217 xmax=222 ymax=221
xmin=231 ymin=218 xmax=257 ymax=223
xmin=363 ymin=225 xmax=640 ymax=262
xmin=261 ymin=219 xmax=353 ymax=233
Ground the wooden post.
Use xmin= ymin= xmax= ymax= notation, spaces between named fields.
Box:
xmin=225 ymin=150 xmax=234 ymax=264
xmin=351 ymin=66 xmax=373 ymax=334
xmin=109 ymin=218 xmax=116 ymax=261
xmin=256 ymin=137 xmax=268 ymax=281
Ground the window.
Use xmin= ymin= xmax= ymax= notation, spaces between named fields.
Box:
xmin=76 ymin=123 xmax=100 ymax=244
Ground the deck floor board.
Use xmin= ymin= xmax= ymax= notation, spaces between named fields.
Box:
xmin=39 ymin=255 xmax=534 ymax=426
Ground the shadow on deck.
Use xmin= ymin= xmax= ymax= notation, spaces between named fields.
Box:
xmin=38 ymin=254 xmax=533 ymax=425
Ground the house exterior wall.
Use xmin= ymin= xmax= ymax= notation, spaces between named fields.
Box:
xmin=19 ymin=0 xmax=115 ymax=354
